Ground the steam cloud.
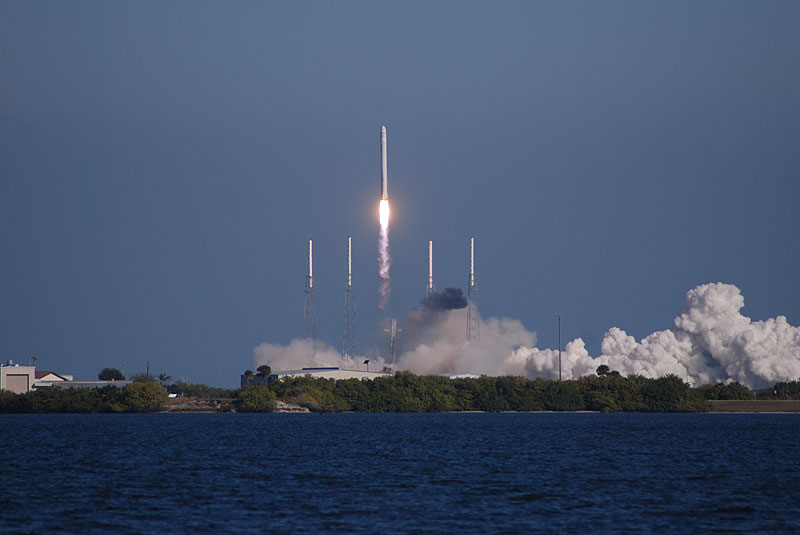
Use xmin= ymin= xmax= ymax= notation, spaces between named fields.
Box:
xmin=254 ymin=283 xmax=800 ymax=389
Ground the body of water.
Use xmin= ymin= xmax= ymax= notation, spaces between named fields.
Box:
xmin=1 ymin=413 xmax=798 ymax=534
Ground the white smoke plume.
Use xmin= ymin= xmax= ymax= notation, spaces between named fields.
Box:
xmin=519 ymin=282 xmax=800 ymax=389
xmin=378 ymin=199 xmax=391 ymax=308
xmin=254 ymin=283 xmax=800 ymax=389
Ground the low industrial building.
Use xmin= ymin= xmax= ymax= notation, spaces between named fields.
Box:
xmin=1 ymin=360 xmax=128 ymax=393
xmin=272 ymin=367 xmax=392 ymax=381
xmin=37 ymin=380 xmax=131 ymax=389
xmin=241 ymin=367 xmax=392 ymax=386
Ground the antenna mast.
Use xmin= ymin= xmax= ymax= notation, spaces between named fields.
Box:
xmin=558 ymin=315 xmax=562 ymax=382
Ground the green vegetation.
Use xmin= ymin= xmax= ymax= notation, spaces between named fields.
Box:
xmin=110 ymin=382 xmax=169 ymax=412
xmin=0 ymin=383 xmax=169 ymax=413
xmin=697 ymin=381 xmax=753 ymax=400
xmin=6 ymin=372 xmax=799 ymax=414
xmin=756 ymin=380 xmax=800 ymax=400
xmin=98 ymin=367 xmax=125 ymax=381
xmin=267 ymin=371 xmax=710 ymax=413
xmin=235 ymin=384 xmax=277 ymax=412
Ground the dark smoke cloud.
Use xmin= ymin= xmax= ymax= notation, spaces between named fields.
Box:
xmin=401 ymin=288 xmax=468 ymax=354
xmin=421 ymin=287 xmax=467 ymax=311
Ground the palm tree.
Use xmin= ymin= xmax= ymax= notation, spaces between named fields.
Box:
xmin=158 ymin=373 xmax=172 ymax=385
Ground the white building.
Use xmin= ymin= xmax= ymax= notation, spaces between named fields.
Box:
xmin=0 ymin=361 xmax=36 ymax=394
xmin=269 ymin=367 xmax=392 ymax=382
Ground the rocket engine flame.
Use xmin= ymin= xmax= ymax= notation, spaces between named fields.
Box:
xmin=379 ymin=199 xmax=390 ymax=228
xmin=378 ymin=199 xmax=391 ymax=308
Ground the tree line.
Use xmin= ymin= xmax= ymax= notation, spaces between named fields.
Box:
xmin=0 ymin=382 xmax=169 ymax=413
xmin=3 ymin=365 xmax=797 ymax=413
xmin=263 ymin=371 xmax=714 ymax=413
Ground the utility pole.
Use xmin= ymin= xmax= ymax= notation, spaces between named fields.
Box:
xmin=558 ymin=315 xmax=562 ymax=382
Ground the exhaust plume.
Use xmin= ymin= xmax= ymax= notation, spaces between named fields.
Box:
xmin=378 ymin=199 xmax=391 ymax=308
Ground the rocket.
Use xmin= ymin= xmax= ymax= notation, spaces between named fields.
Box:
xmin=380 ymin=125 xmax=388 ymax=200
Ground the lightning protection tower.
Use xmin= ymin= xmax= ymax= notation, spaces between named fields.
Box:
xmin=303 ymin=239 xmax=316 ymax=340
xmin=426 ymin=240 xmax=435 ymax=299
xmin=342 ymin=236 xmax=358 ymax=366
xmin=467 ymin=236 xmax=479 ymax=340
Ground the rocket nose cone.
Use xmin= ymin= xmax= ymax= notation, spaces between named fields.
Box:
xmin=381 ymin=125 xmax=386 ymax=133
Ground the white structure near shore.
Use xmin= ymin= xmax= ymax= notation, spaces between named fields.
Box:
xmin=0 ymin=361 xmax=36 ymax=394
xmin=265 ymin=367 xmax=392 ymax=383
xmin=1 ymin=360 xmax=129 ymax=393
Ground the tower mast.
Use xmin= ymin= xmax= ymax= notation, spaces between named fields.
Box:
xmin=343 ymin=236 xmax=358 ymax=366
xmin=467 ymin=236 xmax=479 ymax=340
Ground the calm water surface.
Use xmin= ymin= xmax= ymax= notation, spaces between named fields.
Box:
xmin=1 ymin=413 xmax=798 ymax=534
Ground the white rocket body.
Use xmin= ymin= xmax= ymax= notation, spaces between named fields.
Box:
xmin=380 ymin=125 xmax=388 ymax=200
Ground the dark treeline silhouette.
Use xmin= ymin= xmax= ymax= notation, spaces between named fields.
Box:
xmin=269 ymin=372 xmax=712 ymax=413
xmin=5 ymin=372 xmax=799 ymax=413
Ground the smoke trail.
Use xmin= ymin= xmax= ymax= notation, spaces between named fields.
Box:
xmin=378 ymin=199 xmax=391 ymax=308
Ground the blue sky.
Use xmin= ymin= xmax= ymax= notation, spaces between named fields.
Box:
xmin=2 ymin=1 xmax=798 ymax=386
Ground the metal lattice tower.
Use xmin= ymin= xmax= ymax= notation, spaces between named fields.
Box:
xmin=303 ymin=239 xmax=316 ymax=340
xmin=426 ymin=239 xmax=435 ymax=299
xmin=467 ymin=236 xmax=479 ymax=340
xmin=342 ymin=236 xmax=358 ymax=366
xmin=384 ymin=318 xmax=401 ymax=366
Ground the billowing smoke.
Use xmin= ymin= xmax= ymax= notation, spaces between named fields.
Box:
xmin=254 ymin=283 xmax=800 ymax=389
xmin=516 ymin=282 xmax=800 ymax=389
xmin=399 ymin=307 xmax=535 ymax=376
xmin=422 ymin=287 xmax=468 ymax=311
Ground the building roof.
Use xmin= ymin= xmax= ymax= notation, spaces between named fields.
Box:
xmin=35 ymin=371 xmax=69 ymax=381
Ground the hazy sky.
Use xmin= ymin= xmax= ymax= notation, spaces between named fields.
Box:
xmin=2 ymin=1 xmax=798 ymax=386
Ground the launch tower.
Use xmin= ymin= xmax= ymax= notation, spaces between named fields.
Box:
xmin=426 ymin=240 xmax=435 ymax=299
xmin=342 ymin=236 xmax=358 ymax=366
xmin=303 ymin=239 xmax=316 ymax=340
xmin=467 ymin=236 xmax=479 ymax=340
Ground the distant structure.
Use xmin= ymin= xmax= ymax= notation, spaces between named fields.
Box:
xmin=269 ymin=367 xmax=391 ymax=382
xmin=0 ymin=359 xmax=121 ymax=393
xmin=426 ymin=240 xmax=435 ymax=299
xmin=303 ymin=239 xmax=316 ymax=340
xmin=384 ymin=318 xmax=401 ymax=365
xmin=467 ymin=236 xmax=479 ymax=340
xmin=342 ymin=236 xmax=358 ymax=366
